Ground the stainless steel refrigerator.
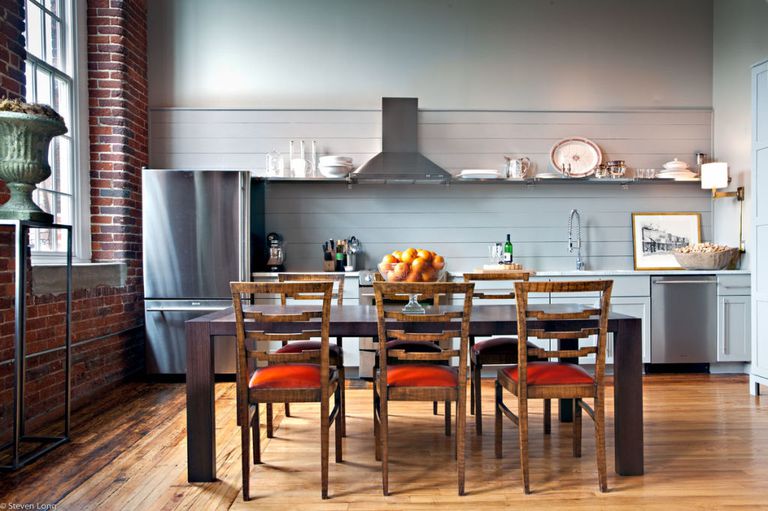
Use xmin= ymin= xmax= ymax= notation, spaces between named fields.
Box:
xmin=142 ymin=169 xmax=251 ymax=375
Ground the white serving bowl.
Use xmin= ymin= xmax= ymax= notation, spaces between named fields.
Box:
xmin=319 ymin=165 xmax=352 ymax=178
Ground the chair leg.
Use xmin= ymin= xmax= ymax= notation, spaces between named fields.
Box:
xmin=266 ymin=403 xmax=274 ymax=438
xmin=573 ymin=398 xmax=582 ymax=458
xmin=321 ymin=395 xmax=330 ymax=499
xmin=339 ymin=364 xmax=347 ymax=437
xmin=494 ymin=380 xmax=502 ymax=459
xmin=381 ymin=383 xmax=389 ymax=496
xmin=444 ymin=400 xmax=451 ymax=436
xmin=595 ymin=396 xmax=608 ymax=492
xmin=544 ymin=398 xmax=551 ymax=435
xmin=474 ymin=362 xmax=483 ymax=435
xmin=285 ymin=402 xmax=291 ymax=417
xmin=252 ymin=403 xmax=261 ymax=464
xmin=469 ymin=358 xmax=475 ymax=416
xmin=518 ymin=394 xmax=530 ymax=494
xmin=241 ymin=413 xmax=251 ymax=501
xmin=335 ymin=386 xmax=343 ymax=463
xmin=457 ymin=392 xmax=467 ymax=495
xmin=433 ymin=401 xmax=438 ymax=415
xmin=374 ymin=384 xmax=381 ymax=461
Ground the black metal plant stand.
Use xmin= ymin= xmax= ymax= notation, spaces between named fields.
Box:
xmin=0 ymin=220 xmax=72 ymax=471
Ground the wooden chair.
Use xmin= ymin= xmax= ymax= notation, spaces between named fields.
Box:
xmin=373 ymin=281 xmax=474 ymax=496
xmin=462 ymin=272 xmax=550 ymax=435
xmin=373 ymin=272 xmax=446 ymax=417
xmin=231 ymin=281 xmax=342 ymax=500
xmin=494 ymin=280 xmax=613 ymax=494
xmin=267 ymin=273 xmax=346 ymax=436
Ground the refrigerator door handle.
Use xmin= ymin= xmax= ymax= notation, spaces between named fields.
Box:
xmin=145 ymin=306 xmax=229 ymax=312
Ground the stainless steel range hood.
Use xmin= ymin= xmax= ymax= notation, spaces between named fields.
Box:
xmin=351 ymin=98 xmax=452 ymax=184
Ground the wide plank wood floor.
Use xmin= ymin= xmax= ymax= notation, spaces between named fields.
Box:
xmin=1 ymin=375 xmax=766 ymax=510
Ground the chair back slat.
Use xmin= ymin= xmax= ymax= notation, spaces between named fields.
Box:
xmin=514 ymin=279 xmax=613 ymax=394
xmin=245 ymin=330 xmax=321 ymax=342
xmin=527 ymin=328 xmax=599 ymax=339
xmin=374 ymin=281 xmax=474 ymax=383
xmin=462 ymin=271 xmax=529 ymax=303
xmin=526 ymin=308 xmax=600 ymax=320
xmin=245 ymin=310 xmax=322 ymax=322
xmin=250 ymin=351 xmax=319 ymax=364
xmin=278 ymin=273 xmax=345 ymax=306
xmin=388 ymin=329 xmax=461 ymax=343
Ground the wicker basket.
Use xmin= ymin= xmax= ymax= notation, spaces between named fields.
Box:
xmin=673 ymin=248 xmax=738 ymax=270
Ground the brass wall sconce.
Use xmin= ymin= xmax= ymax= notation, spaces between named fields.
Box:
xmin=700 ymin=162 xmax=745 ymax=252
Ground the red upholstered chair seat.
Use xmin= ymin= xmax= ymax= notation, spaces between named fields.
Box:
xmin=386 ymin=365 xmax=458 ymax=388
xmin=275 ymin=341 xmax=342 ymax=356
xmin=501 ymin=362 xmax=594 ymax=386
xmin=249 ymin=363 xmax=325 ymax=389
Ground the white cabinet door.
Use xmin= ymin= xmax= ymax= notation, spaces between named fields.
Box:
xmin=611 ymin=297 xmax=652 ymax=365
xmin=718 ymin=295 xmax=751 ymax=362
xmin=752 ymin=60 xmax=768 ymax=394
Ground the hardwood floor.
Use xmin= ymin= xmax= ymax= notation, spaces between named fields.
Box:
xmin=1 ymin=375 xmax=766 ymax=510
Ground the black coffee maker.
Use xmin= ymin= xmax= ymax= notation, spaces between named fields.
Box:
xmin=266 ymin=232 xmax=285 ymax=272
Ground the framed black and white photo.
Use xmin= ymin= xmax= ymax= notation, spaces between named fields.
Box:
xmin=631 ymin=212 xmax=701 ymax=270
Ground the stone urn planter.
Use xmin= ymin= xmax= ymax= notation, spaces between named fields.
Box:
xmin=0 ymin=105 xmax=67 ymax=224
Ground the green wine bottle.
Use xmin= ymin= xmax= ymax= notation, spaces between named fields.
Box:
xmin=503 ymin=234 xmax=513 ymax=263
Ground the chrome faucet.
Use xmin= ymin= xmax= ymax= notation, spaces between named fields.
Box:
xmin=568 ymin=209 xmax=585 ymax=271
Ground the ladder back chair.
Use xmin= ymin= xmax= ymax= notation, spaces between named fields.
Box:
xmin=373 ymin=281 xmax=474 ymax=496
xmin=494 ymin=280 xmax=613 ymax=494
xmin=271 ymin=273 xmax=346 ymax=436
xmin=462 ymin=271 xmax=550 ymax=435
xmin=231 ymin=281 xmax=342 ymax=500
xmin=374 ymin=271 xmax=447 ymax=417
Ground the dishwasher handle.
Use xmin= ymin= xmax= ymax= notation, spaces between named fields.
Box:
xmin=652 ymin=279 xmax=717 ymax=285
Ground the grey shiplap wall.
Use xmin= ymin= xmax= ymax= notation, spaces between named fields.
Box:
xmin=149 ymin=108 xmax=713 ymax=272
xmin=264 ymin=181 xmax=711 ymax=272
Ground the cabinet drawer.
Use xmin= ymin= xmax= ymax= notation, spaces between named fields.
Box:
xmin=717 ymin=275 xmax=751 ymax=295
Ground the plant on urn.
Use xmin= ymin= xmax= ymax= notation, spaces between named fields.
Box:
xmin=0 ymin=98 xmax=67 ymax=223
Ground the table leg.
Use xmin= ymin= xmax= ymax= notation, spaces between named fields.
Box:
xmin=558 ymin=338 xmax=578 ymax=423
xmin=613 ymin=317 xmax=644 ymax=476
xmin=186 ymin=321 xmax=217 ymax=482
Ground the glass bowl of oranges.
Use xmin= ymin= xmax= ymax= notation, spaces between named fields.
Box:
xmin=377 ymin=248 xmax=447 ymax=313
xmin=377 ymin=247 xmax=447 ymax=283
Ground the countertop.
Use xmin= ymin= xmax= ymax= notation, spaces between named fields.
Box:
xmin=252 ymin=269 xmax=750 ymax=278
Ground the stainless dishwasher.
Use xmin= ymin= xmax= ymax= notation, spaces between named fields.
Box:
xmin=651 ymin=275 xmax=717 ymax=364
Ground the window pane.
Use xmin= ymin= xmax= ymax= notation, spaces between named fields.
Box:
xmin=45 ymin=15 xmax=62 ymax=69
xmin=53 ymin=76 xmax=70 ymax=128
xmin=52 ymin=136 xmax=72 ymax=195
xmin=42 ymin=0 xmax=60 ymax=16
xmin=56 ymin=194 xmax=72 ymax=227
xmin=25 ymin=61 xmax=36 ymax=101
xmin=26 ymin=1 xmax=43 ymax=60
xmin=35 ymin=68 xmax=52 ymax=105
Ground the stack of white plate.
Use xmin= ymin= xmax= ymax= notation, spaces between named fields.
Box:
xmin=657 ymin=158 xmax=698 ymax=181
xmin=457 ymin=169 xmax=502 ymax=180
xmin=318 ymin=156 xmax=353 ymax=178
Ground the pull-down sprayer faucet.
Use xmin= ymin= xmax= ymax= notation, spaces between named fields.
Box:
xmin=568 ymin=209 xmax=585 ymax=271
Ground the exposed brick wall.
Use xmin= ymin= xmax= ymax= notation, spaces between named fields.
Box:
xmin=0 ymin=0 xmax=148 ymax=442
xmin=0 ymin=0 xmax=25 ymax=101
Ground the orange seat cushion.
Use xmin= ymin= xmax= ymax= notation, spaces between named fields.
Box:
xmin=501 ymin=362 xmax=594 ymax=386
xmin=249 ymin=364 xmax=323 ymax=389
xmin=275 ymin=341 xmax=341 ymax=356
xmin=386 ymin=365 xmax=457 ymax=388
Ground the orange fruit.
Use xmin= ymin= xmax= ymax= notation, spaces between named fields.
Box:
xmin=401 ymin=248 xmax=418 ymax=264
xmin=410 ymin=257 xmax=428 ymax=273
xmin=393 ymin=262 xmax=409 ymax=279
xmin=406 ymin=270 xmax=421 ymax=282
xmin=391 ymin=251 xmax=403 ymax=262
xmin=416 ymin=249 xmax=432 ymax=262
xmin=432 ymin=255 xmax=445 ymax=270
xmin=382 ymin=254 xmax=398 ymax=264
xmin=421 ymin=266 xmax=436 ymax=281
xmin=386 ymin=271 xmax=401 ymax=282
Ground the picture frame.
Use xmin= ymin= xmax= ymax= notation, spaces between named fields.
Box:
xmin=631 ymin=212 xmax=702 ymax=270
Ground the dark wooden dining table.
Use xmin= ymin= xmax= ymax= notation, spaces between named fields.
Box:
xmin=185 ymin=303 xmax=643 ymax=483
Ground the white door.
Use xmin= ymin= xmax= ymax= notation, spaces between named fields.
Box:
xmin=751 ymin=60 xmax=768 ymax=394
